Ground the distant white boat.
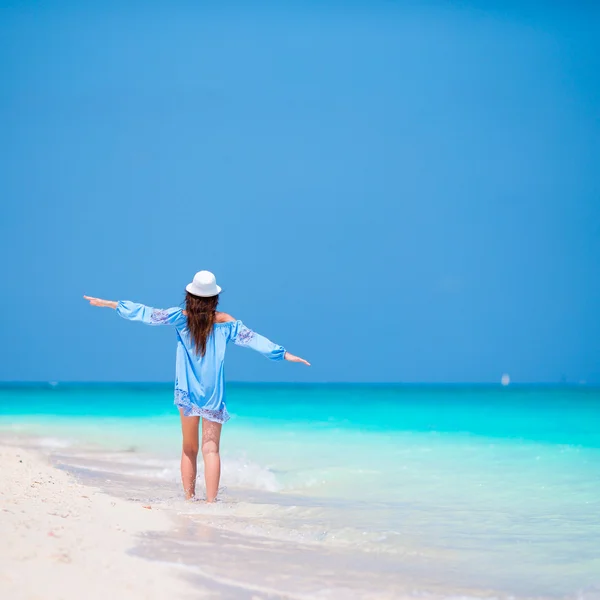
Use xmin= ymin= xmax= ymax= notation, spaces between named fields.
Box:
xmin=501 ymin=374 xmax=510 ymax=386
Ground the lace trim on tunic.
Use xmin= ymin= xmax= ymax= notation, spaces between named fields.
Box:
xmin=236 ymin=325 xmax=256 ymax=346
xmin=150 ymin=309 xmax=170 ymax=324
xmin=174 ymin=388 xmax=230 ymax=423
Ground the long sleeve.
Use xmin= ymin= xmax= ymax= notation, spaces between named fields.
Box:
xmin=229 ymin=320 xmax=286 ymax=361
xmin=116 ymin=301 xmax=184 ymax=326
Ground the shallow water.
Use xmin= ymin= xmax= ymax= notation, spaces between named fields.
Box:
xmin=1 ymin=384 xmax=599 ymax=598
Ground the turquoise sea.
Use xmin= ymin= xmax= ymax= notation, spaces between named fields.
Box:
xmin=1 ymin=384 xmax=599 ymax=599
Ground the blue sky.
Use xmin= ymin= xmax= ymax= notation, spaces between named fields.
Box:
xmin=1 ymin=1 xmax=599 ymax=383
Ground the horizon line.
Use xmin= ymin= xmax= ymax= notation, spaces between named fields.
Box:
xmin=0 ymin=381 xmax=596 ymax=389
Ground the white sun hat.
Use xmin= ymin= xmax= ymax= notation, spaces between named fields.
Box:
xmin=186 ymin=271 xmax=222 ymax=297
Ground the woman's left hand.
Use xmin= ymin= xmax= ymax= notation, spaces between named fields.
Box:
xmin=83 ymin=296 xmax=117 ymax=309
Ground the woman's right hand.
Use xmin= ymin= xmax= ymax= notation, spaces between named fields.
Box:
xmin=284 ymin=352 xmax=311 ymax=366
xmin=83 ymin=296 xmax=117 ymax=309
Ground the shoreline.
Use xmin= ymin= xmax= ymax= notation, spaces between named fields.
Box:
xmin=0 ymin=437 xmax=482 ymax=600
xmin=0 ymin=444 xmax=194 ymax=600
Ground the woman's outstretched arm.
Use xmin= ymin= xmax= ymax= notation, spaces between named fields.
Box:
xmin=226 ymin=316 xmax=310 ymax=366
xmin=83 ymin=296 xmax=184 ymax=326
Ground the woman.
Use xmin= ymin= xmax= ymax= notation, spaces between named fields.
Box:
xmin=84 ymin=270 xmax=309 ymax=502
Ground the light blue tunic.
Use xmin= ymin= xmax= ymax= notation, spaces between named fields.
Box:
xmin=116 ymin=301 xmax=286 ymax=423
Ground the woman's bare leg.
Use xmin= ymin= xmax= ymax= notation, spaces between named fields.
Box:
xmin=179 ymin=410 xmax=200 ymax=500
xmin=201 ymin=418 xmax=222 ymax=503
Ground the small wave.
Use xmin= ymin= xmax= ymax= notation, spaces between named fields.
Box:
xmin=52 ymin=447 xmax=282 ymax=493
xmin=222 ymin=456 xmax=281 ymax=492
xmin=98 ymin=454 xmax=281 ymax=492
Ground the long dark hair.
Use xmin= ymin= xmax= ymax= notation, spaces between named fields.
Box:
xmin=185 ymin=292 xmax=219 ymax=356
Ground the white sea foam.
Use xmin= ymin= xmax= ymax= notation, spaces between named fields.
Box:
xmin=36 ymin=437 xmax=73 ymax=449
xmin=50 ymin=446 xmax=283 ymax=494
xmin=222 ymin=456 xmax=282 ymax=492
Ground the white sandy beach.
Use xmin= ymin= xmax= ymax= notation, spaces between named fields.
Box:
xmin=2 ymin=429 xmax=589 ymax=600
xmin=0 ymin=445 xmax=193 ymax=600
